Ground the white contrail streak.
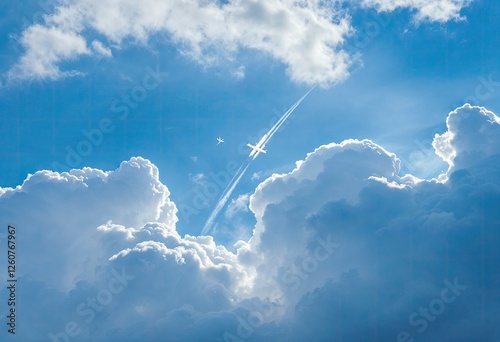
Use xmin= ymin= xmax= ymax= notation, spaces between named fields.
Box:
xmin=260 ymin=85 xmax=317 ymax=147
xmin=201 ymin=86 xmax=316 ymax=235
xmin=201 ymin=162 xmax=251 ymax=235
xmin=249 ymin=85 xmax=316 ymax=160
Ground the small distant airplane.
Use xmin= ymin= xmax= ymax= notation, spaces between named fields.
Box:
xmin=216 ymin=137 xmax=224 ymax=145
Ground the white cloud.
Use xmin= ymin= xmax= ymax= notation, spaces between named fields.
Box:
xmin=5 ymin=0 xmax=472 ymax=84
xmin=363 ymin=0 xmax=470 ymax=22
xmin=249 ymin=138 xmax=401 ymax=226
xmin=7 ymin=0 xmax=353 ymax=85
xmin=0 ymin=157 xmax=177 ymax=290
xmin=190 ymin=172 xmax=206 ymax=185
xmin=433 ymin=104 xmax=500 ymax=173
xmin=91 ymin=40 xmax=112 ymax=57
xmin=1 ymin=105 xmax=499 ymax=341
xmin=225 ymin=193 xmax=250 ymax=219
xmin=232 ymin=65 xmax=246 ymax=80
xmin=7 ymin=24 xmax=90 ymax=81
xmin=251 ymin=171 xmax=265 ymax=181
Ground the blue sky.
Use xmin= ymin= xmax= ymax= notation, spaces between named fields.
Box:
xmin=1 ymin=1 xmax=500 ymax=341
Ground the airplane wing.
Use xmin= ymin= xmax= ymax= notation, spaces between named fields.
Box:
xmin=247 ymin=144 xmax=257 ymax=156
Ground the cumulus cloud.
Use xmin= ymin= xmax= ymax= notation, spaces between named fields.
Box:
xmin=363 ymin=0 xmax=471 ymax=22
xmin=433 ymin=103 xmax=500 ymax=172
xmin=6 ymin=0 xmax=471 ymax=84
xmin=1 ymin=105 xmax=499 ymax=341
xmin=0 ymin=157 xmax=177 ymax=290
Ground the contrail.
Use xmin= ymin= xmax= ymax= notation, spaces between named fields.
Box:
xmin=201 ymin=162 xmax=251 ymax=235
xmin=250 ymin=85 xmax=316 ymax=160
xmin=201 ymin=86 xmax=316 ymax=235
xmin=265 ymin=85 xmax=316 ymax=143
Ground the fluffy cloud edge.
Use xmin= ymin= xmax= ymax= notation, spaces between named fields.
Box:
xmin=363 ymin=0 xmax=471 ymax=22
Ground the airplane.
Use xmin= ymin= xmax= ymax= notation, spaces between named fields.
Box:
xmin=246 ymin=143 xmax=267 ymax=155
xmin=247 ymin=133 xmax=269 ymax=159
xmin=216 ymin=137 xmax=224 ymax=145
